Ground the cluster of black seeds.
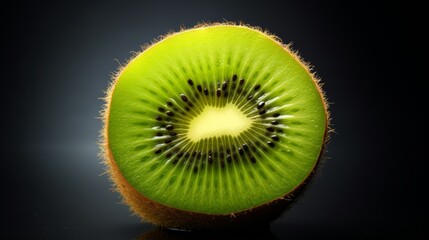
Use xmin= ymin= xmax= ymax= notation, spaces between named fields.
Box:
xmin=150 ymin=74 xmax=285 ymax=172
xmin=164 ymin=140 xmax=287 ymax=174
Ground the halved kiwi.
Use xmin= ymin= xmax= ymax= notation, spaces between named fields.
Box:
xmin=101 ymin=23 xmax=329 ymax=230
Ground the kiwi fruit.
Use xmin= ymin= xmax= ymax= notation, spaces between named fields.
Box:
xmin=100 ymin=23 xmax=329 ymax=230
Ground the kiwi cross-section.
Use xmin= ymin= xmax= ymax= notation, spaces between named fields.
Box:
xmin=101 ymin=24 xmax=329 ymax=230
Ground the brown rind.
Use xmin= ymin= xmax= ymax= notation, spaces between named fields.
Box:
xmin=100 ymin=22 xmax=331 ymax=230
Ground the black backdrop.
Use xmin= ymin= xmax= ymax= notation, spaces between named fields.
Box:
xmin=3 ymin=1 xmax=423 ymax=239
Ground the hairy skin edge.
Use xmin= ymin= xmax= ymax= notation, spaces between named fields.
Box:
xmin=100 ymin=23 xmax=331 ymax=230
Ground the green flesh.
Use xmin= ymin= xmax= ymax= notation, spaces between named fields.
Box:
xmin=108 ymin=25 xmax=326 ymax=214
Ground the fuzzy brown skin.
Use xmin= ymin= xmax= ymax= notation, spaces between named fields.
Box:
xmin=100 ymin=23 xmax=331 ymax=230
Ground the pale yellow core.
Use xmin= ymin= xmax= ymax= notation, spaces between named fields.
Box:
xmin=187 ymin=103 xmax=253 ymax=142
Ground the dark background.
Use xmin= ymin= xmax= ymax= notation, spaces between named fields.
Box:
xmin=3 ymin=1 xmax=423 ymax=239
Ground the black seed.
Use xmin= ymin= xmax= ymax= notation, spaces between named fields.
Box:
xmin=204 ymin=88 xmax=209 ymax=95
xmin=247 ymin=95 xmax=253 ymax=101
xmin=217 ymin=88 xmax=221 ymax=97
xmin=233 ymin=74 xmax=238 ymax=81
xmin=239 ymin=79 xmax=245 ymax=85
xmin=155 ymin=116 xmax=162 ymax=121
xmin=226 ymin=155 xmax=232 ymax=163
xmin=259 ymin=109 xmax=266 ymax=115
xmin=166 ymin=111 xmax=174 ymax=117
xmin=197 ymin=85 xmax=202 ymax=92
xmin=226 ymin=149 xmax=231 ymax=154
xmin=166 ymin=125 xmax=174 ymax=130
xmin=267 ymin=127 xmax=275 ymax=132
xmin=237 ymin=88 xmax=242 ymax=94
xmin=242 ymin=143 xmax=249 ymax=151
xmin=193 ymin=166 xmax=198 ymax=173
xmin=271 ymin=120 xmax=279 ymax=125
xmin=165 ymin=138 xmax=172 ymax=144
xmin=273 ymin=113 xmax=280 ymax=117
xmin=156 ymin=132 xmax=163 ymax=137
xmin=185 ymin=152 xmax=190 ymax=157
xmin=188 ymin=102 xmax=193 ymax=107
xmin=180 ymin=94 xmax=188 ymax=102
xmin=257 ymin=101 xmax=265 ymax=109
xmin=172 ymin=159 xmax=178 ymax=165
xmin=187 ymin=79 xmax=194 ymax=86
xmin=223 ymin=91 xmax=228 ymax=98
xmin=267 ymin=141 xmax=275 ymax=147
xmin=271 ymin=135 xmax=279 ymax=141
xmin=166 ymin=152 xmax=172 ymax=158
xmin=154 ymin=149 xmax=162 ymax=154
xmin=177 ymin=152 xmax=184 ymax=158
xmin=220 ymin=160 xmax=225 ymax=168
xmin=174 ymin=107 xmax=179 ymax=111
xmin=185 ymin=106 xmax=190 ymax=111
xmin=167 ymin=101 xmax=173 ymax=106
xmin=158 ymin=107 xmax=165 ymax=112
xmin=254 ymin=84 xmax=261 ymax=91
xmin=208 ymin=155 xmax=213 ymax=164
xmin=238 ymin=148 xmax=244 ymax=155
xmin=195 ymin=93 xmax=199 ymax=99
xmin=220 ymin=152 xmax=225 ymax=158
xmin=277 ymin=129 xmax=284 ymax=133
xmin=250 ymin=156 xmax=256 ymax=163
xmin=192 ymin=151 xmax=197 ymax=157
xmin=222 ymin=81 xmax=228 ymax=90
xmin=231 ymin=83 xmax=236 ymax=89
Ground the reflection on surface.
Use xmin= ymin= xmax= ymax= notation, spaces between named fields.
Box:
xmin=138 ymin=227 xmax=278 ymax=240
